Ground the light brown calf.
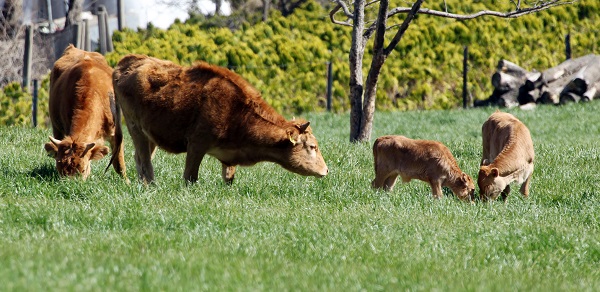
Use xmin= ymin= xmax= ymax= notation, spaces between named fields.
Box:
xmin=478 ymin=111 xmax=534 ymax=201
xmin=372 ymin=135 xmax=475 ymax=201
xmin=45 ymin=44 xmax=126 ymax=180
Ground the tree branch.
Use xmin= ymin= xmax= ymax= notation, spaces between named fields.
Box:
xmin=329 ymin=2 xmax=354 ymax=27
xmin=386 ymin=1 xmax=575 ymax=20
xmin=383 ymin=0 xmax=424 ymax=56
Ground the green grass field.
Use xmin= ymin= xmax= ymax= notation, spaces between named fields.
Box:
xmin=1 ymin=102 xmax=599 ymax=291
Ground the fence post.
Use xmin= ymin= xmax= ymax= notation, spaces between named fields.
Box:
xmin=84 ymin=18 xmax=91 ymax=51
xmin=32 ymin=79 xmax=38 ymax=127
xmin=326 ymin=61 xmax=333 ymax=111
xmin=98 ymin=6 xmax=107 ymax=54
xmin=462 ymin=46 xmax=469 ymax=109
xmin=117 ymin=0 xmax=125 ymax=30
xmin=104 ymin=10 xmax=114 ymax=52
xmin=72 ymin=21 xmax=81 ymax=48
xmin=565 ymin=33 xmax=571 ymax=60
xmin=22 ymin=24 xmax=33 ymax=92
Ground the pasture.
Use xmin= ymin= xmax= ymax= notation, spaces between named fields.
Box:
xmin=1 ymin=102 xmax=599 ymax=291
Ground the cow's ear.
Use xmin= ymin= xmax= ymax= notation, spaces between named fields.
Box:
xmin=481 ymin=159 xmax=490 ymax=166
xmin=44 ymin=142 xmax=58 ymax=158
xmin=90 ymin=145 xmax=110 ymax=161
xmin=286 ymin=128 xmax=299 ymax=145
xmin=491 ymin=168 xmax=499 ymax=177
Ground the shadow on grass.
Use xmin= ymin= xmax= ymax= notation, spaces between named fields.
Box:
xmin=28 ymin=163 xmax=60 ymax=182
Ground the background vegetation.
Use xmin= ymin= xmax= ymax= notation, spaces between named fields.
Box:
xmin=1 ymin=101 xmax=599 ymax=290
xmin=1 ymin=0 xmax=598 ymax=124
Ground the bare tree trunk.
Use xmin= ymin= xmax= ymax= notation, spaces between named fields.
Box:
xmin=214 ymin=0 xmax=222 ymax=15
xmin=354 ymin=0 xmax=423 ymax=142
xmin=262 ymin=0 xmax=270 ymax=22
xmin=357 ymin=0 xmax=389 ymax=142
xmin=65 ymin=0 xmax=83 ymax=27
xmin=348 ymin=0 xmax=366 ymax=142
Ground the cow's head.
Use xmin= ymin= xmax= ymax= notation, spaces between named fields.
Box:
xmin=451 ymin=172 xmax=476 ymax=202
xmin=281 ymin=120 xmax=328 ymax=178
xmin=44 ymin=136 xmax=109 ymax=179
xmin=477 ymin=164 xmax=506 ymax=201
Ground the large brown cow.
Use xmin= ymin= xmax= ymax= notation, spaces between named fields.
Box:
xmin=112 ymin=54 xmax=328 ymax=184
xmin=45 ymin=44 xmax=126 ymax=180
xmin=371 ymin=135 xmax=475 ymax=201
xmin=478 ymin=111 xmax=534 ymax=201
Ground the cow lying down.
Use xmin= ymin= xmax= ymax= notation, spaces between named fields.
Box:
xmin=478 ymin=111 xmax=534 ymax=201
xmin=371 ymin=135 xmax=475 ymax=201
xmin=113 ymin=54 xmax=328 ymax=184
xmin=45 ymin=44 xmax=126 ymax=180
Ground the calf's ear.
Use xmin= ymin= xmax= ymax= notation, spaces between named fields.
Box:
xmin=491 ymin=168 xmax=499 ymax=177
xmin=44 ymin=142 xmax=58 ymax=158
xmin=461 ymin=173 xmax=469 ymax=183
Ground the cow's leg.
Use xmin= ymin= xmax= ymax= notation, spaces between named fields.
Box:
xmin=429 ymin=179 xmax=443 ymax=199
xmin=127 ymin=123 xmax=155 ymax=184
xmin=383 ymin=174 xmax=398 ymax=191
xmin=183 ymin=144 xmax=209 ymax=183
xmin=501 ymin=184 xmax=511 ymax=202
xmin=221 ymin=164 xmax=236 ymax=185
xmin=520 ymin=173 xmax=532 ymax=198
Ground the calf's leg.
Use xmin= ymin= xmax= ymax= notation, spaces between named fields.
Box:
xmin=520 ymin=173 xmax=532 ymax=198
xmin=429 ymin=179 xmax=444 ymax=199
xmin=501 ymin=184 xmax=511 ymax=201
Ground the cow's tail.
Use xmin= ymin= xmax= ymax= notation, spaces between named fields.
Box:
xmin=372 ymin=138 xmax=380 ymax=174
xmin=105 ymin=91 xmax=122 ymax=174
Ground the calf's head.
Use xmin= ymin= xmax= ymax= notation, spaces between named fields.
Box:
xmin=451 ymin=172 xmax=476 ymax=201
xmin=477 ymin=164 xmax=506 ymax=201
xmin=280 ymin=121 xmax=328 ymax=178
xmin=44 ymin=136 xmax=109 ymax=179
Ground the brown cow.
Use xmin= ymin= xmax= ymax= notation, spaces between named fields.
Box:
xmin=45 ymin=44 xmax=126 ymax=180
xmin=112 ymin=54 xmax=328 ymax=184
xmin=371 ymin=135 xmax=475 ymax=201
xmin=478 ymin=111 xmax=534 ymax=201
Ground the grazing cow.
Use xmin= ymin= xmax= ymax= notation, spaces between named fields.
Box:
xmin=45 ymin=44 xmax=127 ymax=180
xmin=371 ymin=135 xmax=475 ymax=201
xmin=112 ymin=54 xmax=328 ymax=184
xmin=478 ymin=111 xmax=534 ymax=201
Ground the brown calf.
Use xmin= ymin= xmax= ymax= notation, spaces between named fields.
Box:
xmin=372 ymin=135 xmax=475 ymax=201
xmin=478 ymin=111 xmax=534 ymax=201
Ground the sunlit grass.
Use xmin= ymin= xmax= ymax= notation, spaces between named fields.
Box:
xmin=1 ymin=102 xmax=599 ymax=290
